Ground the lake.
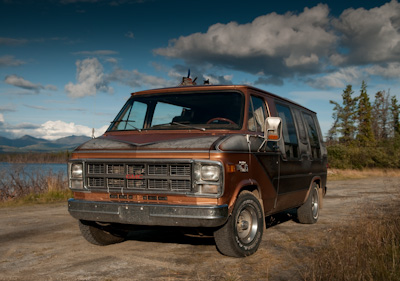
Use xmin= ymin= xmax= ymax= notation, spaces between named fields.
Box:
xmin=0 ymin=162 xmax=67 ymax=177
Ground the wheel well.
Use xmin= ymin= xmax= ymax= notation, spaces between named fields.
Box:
xmin=239 ymin=185 xmax=261 ymax=199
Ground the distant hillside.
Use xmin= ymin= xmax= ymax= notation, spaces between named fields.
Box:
xmin=0 ymin=135 xmax=91 ymax=153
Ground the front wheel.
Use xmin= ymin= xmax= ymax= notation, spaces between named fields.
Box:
xmin=297 ymin=183 xmax=320 ymax=224
xmin=78 ymin=220 xmax=128 ymax=246
xmin=214 ymin=191 xmax=264 ymax=257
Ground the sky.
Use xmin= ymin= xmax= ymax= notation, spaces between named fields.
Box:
xmin=1 ymin=0 xmax=400 ymax=140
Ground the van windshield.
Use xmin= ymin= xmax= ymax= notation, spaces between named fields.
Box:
xmin=107 ymin=91 xmax=244 ymax=131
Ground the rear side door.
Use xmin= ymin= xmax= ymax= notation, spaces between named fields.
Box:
xmin=274 ymin=103 xmax=312 ymax=210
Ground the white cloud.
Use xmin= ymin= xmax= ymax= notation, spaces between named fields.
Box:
xmin=125 ymin=31 xmax=134 ymax=39
xmin=306 ymin=67 xmax=364 ymax=89
xmin=5 ymin=75 xmax=42 ymax=91
xmin=0 ymin=37 xmax=28 ymax=46
xmin=4 ymin=74 xmax=58 ymax=93
xmin=0 ymin=118 xmax=108 ymax=140
xmin=154 ymin=4 xmax=336 ymax=78
xmin=0 ymin=55 xmax=26 ymax=67
xmin=333 ymin=0 xmax=400 ymax=65
xmin=65 ymin=58 xmax=113 ymax=98
xmin=107 ymin=68 xmax=175 ymax=89
xmin=33 ymin=120 xmax=107 ymax=140
xmin=365 ymin=63 xmax=400 ymax=78
xmin=72 ymin=50 xmax=118 ymax=56
xmin=4 ymin=75 xmax=57 ymax=93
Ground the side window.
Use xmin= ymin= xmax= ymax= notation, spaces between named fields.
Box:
xmin=293 ymin=108 xmax=307 ymax=144
xmin=275 ymin=103 xmax=299 ymax=159
xmin=248 ymin=96 xmax=267 ymax=132
xmin=302 ymin=113 xmax=321 ymax=158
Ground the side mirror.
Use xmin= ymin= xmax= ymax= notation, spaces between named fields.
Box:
xmin=264 ymin=117 xmax=282 ymax=141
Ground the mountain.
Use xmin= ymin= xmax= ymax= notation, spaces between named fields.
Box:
xmin=0 ymin=135 xmax=92 ymax=153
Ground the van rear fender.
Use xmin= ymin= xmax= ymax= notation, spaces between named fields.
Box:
xmin=303 ymin=176 xmax=323 ymax=209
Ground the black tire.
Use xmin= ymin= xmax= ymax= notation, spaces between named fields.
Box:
xmin=297 ymin=183 xmax=319 ymax=224
xmin=214 ymin=191 xmax=264 ymax=257
xmin=78 ymin=220 xmax=127 ymax=246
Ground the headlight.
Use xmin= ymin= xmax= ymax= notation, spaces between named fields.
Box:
xmin=71 ymin=163 xmax=83 ymax=178
xmin=69 ymin=162 xmax=84 ymax=190
xmin=200 ymin=165 xmax=220 ymax=181
xmin=193 ymin=161 xmax=223 ymax=196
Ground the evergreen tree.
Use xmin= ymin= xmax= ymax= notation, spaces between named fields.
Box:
xmin=390 ymin=95 xmax=400 ymax=136
xmin=328 ymin=85 xmax=358 ymax=144
xmin=372 ymin=90 xmax=390 ymax=141
xmin=356 ymin=81 xmax=375 ymax=146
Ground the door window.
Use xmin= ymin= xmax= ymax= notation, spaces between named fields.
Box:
xmin=275 ymin=103 xmax=299 ymax=159
xmin=248 ymin=96 xmax=267 ymax=132
xmin=302 ymin=113 xmax=321 ymax=158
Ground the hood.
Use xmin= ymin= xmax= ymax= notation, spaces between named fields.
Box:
xmin=75 ymin=133 xmax=224 ymax=152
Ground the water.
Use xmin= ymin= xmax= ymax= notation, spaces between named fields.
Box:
xmin=0 ymin=162 xmax=67 ymax=177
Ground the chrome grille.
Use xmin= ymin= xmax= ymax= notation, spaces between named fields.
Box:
xmin=85 ymin=161 xmax=192 ymax=194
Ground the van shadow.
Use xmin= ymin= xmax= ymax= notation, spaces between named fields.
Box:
xmin=265 ymin=208 xmax=297 ymax=229
xmin=124 ymin=209 xmax=297 ymax=246
xmin=125 ymin=226 xmax=215 ymax=246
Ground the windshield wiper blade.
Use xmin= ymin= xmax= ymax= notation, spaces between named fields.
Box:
xmin=110 ymin=120 xmax=142 ymax=131
xmin=172 ymin=122 xmax=206 ymax=131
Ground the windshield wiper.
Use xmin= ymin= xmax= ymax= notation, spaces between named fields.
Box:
xmin=110 ymin=120 xmax=142 ymax=131
xmin=172 ymin=122 xmax=206 ymax=131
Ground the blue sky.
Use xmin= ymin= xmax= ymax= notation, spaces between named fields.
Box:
xmin=1 ymin=0 xmax=399 ymax=140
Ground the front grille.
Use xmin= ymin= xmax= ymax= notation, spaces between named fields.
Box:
xmin=85 ymin=161 xmax=192 ymax=193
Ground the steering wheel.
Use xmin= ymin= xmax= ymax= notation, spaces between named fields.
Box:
xmin=206 ymin=117 xmax=237 ymax=125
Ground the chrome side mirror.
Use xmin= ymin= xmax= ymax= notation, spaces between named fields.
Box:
xmin=264 ymin=117 xmax=282 ymax=141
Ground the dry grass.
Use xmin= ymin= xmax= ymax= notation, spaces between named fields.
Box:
xmin=328 ymin=168 xmax=400 ymax=181
xmin=0 ymin=164 xmax=71 ymax=206
xmin=302 ymin=190 xmax=400 ymax=281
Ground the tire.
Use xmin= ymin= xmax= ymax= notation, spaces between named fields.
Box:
xmin=78 ymin=220 xmax=127 ymax=246
xmin=214 ymin=191 xmax=264 ymax=257
xmin=297 ymin=183 xmax=319 ymax=224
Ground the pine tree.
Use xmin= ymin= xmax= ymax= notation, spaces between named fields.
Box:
xmin=356 ymin=81 xmax=375 ymax=146
xmin=372 ymin=90 xmax=390 ymax=141
xmin=390 ymin=95 xmax=400 ymax=136
xmin=328 ymin=85 xmax=358 ymax=144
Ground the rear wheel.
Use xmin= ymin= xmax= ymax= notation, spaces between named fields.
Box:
xmin=78 ymin=220 xmax=128 ymax=246
xmin=297 ymin=183 xmax=319 ymax=224
xmin=214 ymin=191 xmax=264 ymax=257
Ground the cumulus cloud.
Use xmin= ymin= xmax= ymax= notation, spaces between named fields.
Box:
xmin=333 ymin=0 xmax=400 ymax=65
xmin=72 ymin=50 xmax=118 ymax=56
xmin=107 ymin=68 xmax=175 ymax=89
xmin=65 ymin=58 xmax=113 ymax=98
xmin=154 ymin=4 xmax=336 ymax=79
xmin=4 ymin=74 xmax=58 ymax=93
xmin=32 ymin=120 xmax=107 ymax=140
xmin=125 ymin=31 xmax=134 ymax=39
xmin=0 ymin=55 xmax=26 ymax=67
xmin=0 ymin=37 xmax=28 ymax=46
xmin=306 ymin=67 xmax=364 ymax=89
xmin=365 ymin=63 xmax=400 ymax=78
xmin=152 ymin=1 xmax=400 ymax=88
xmin=0 ymin=118 xmax=108 ymax=140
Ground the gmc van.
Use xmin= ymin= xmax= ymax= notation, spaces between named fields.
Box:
xmin=68 ymin=84 xmax=327 ymax=257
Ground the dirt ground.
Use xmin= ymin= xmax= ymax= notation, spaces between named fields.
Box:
xmin=0 ymin=177 xmax=399 ymax=281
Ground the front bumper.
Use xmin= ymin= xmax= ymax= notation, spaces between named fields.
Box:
xmin=68 ymin=199 xmax=229 ymax=228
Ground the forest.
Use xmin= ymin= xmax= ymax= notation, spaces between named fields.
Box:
xmin=327 ymin=81 xmax=400 ymax=169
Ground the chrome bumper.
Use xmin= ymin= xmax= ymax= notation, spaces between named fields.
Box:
xmin=68 ymin=199 xmax=228 ymax=228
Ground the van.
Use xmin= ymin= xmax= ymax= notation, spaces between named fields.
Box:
xmin=68 ymin=83 xmax=327 ymax=257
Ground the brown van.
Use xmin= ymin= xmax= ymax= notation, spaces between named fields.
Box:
xmin=68 ymin=84 xmax=327 ymax=257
